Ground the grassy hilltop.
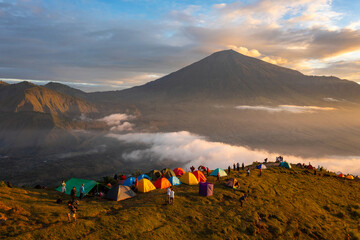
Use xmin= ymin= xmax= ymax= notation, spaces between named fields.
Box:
xmin=1 ymin=164 xmax=360 ymax=239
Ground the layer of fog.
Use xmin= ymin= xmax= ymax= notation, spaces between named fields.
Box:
xmin=108 ymin=131 xmax=360 ymax=175
xmin=98 ymin=113 xmax=135 ymax=132
xmin=235 ymin=105 xmax=335 ymax=113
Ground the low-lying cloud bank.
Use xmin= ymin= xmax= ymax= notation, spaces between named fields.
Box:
xmin=98 ymin=113 xmax=135 ymax=132
xmin=235 ymin=105 xmax=335 ymax=113
xmin=108 ymin=131 xmax=360 ymax=175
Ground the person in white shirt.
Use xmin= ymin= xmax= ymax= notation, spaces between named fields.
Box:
xmin=167 ymin=187 xmax=171 ymax=204
xmin=170 ymin=187 xmax=175 ymax=205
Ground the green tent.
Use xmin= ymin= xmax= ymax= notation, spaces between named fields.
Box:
xmin=279 ymin=162 xmax=292 ymax=169
xmin=56 ymin=178 xmax=98 ymax=197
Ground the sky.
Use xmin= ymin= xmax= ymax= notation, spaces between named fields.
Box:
xmin=1 ymin=0 xmax=360 ymax=92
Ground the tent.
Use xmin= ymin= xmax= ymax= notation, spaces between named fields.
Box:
xmin=338 ymin=173 xmax=345 ymax=178
xmin=256 ymin=164 xmax=267 ymax=169
xmin=210 ymin=168 xmax=227 ymax=177
xmin=199 ymin=182 xmax=214 ymax=197
xmin=193 ymin=170 xmax=207 ymax=182
xmin=56 ymin=178 xmax=98 ymax=197
xmin=226 ymin=178 xmax=239 ymax=189
xmin=168 ymin=176 xmax=181 ymax=186
xmin=123 ymin=177 xmax=136 ymax=187
xmin=279 ymin=162 xmax=292 ymax=169
xmin=148 ymin=170 xmax=162 ymax=181
xmin=138 ymin=179 xmax=156 ymax=193
xmin=173 ymin=168 xmax=185 ymax=177
xmin=162 ymin=168 xmax=176 ymax=178
xmin=180 ymin=172 xmax=199 ymax=185
xmin=154 ymin=177 xmax=172 ymax=189
xmin=137 ymin=174 xmax=151 ymax=181
xmin=346 ymin=175 xmax=354 ymax=180
xmin=105 ymin=185 xmax=136 ymax=201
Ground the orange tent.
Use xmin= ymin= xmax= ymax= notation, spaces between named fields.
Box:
xmin=154 ymin=177 xmax=172 ymax=189
xmin=193 ymin=170 xmax=207 ymax=183
xmin=173 ymin=168 xmax=185 ymax=177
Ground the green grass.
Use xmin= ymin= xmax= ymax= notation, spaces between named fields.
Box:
xmin=1 ymin=164 xmax=360 ymax=239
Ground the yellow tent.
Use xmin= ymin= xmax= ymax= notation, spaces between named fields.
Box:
xmin=346 ymin=175 xmax=354 ymax=180
xmin=138 ymin=179 xmax=156 ymax=193
xmin=180 ymin=172 xmax=199 ymax=185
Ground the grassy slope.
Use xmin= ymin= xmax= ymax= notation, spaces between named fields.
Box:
xmin=1 ymin=164 xmax=360 ymax=240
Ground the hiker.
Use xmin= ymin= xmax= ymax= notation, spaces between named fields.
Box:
xmin=61 ymin=180 xmax=66 ymax=193
xmin=71 ymin=186 xmax=77 ymax=201
xmin=233 ymin=163 xmax=236 ymax=171
xmin=167 ymin=186 xmax=171 ymax=204
xmin=67 ymin=201 xmax=77 ymax=222
xmin=79 ymin=183 xmax=85 ymax=200
xmin=242 ymin=163 xmax=245 ymax=170
xmin=259 ymin=169 xmax=262 ymax=176
xmin=239 ymin=193 xmax=247 ymax=207
xmin=247 ymin=168 xmax=250 ymax=176
xmin=170 ymin=187 xmax=175 ymax=205
xmin=237 ymin=163 xmax=240 ymax=171
xmin=228 ymin=166 xmax=231 ymax=174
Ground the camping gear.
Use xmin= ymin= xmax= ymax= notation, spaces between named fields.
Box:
xmin=137 ymin=174 xmax=151 ymax=181
xmin=180 ymin=172 xmax=199 ymax=185
xmin=154 ymin=177 xmax=172 ymax=189
xmin=199 ymin=182 xmax=214 ymax=197
xmin=193 ymin=170 xmax=207 ymax=182
xmin=105 ymin=185 xmax=136 ymax=201
xmin=148 ymin=170 xmax=162 ymax=181
xmin=210 ymin=168 xmax=227 ymax=177
xmin=279 ymin=162 xmax=292 ymax=169
xmin=173 ymin=168 xmax=185 ymax=177
xmin=225 ymin=178 xmax=239 ymax=189
xmin=346 ymin=175 xmax=354 ymax=180
xmin=162 ymin=168 xmax=176 ymax=178
xmin=122 ymin=177 xmax=136 ymax=187
xmin=168 ymin=176 xmax=181 ymax=186
xmin=256 ymin=164 xmax=267 ymax=169
xmin=56 ymin=178 xmax=98 ymax=197
xmin=138 ymin=179 xmax=156 ymax=193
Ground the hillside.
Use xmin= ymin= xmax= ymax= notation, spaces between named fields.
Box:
xmin=0 ymin=82 xmax=97 ymax=117
xmin=89 ymin=50 xmax=360 ymax=105
xmin=1 ymin=164 xmax=360 ymax=239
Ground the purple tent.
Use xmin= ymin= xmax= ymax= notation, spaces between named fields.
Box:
xmin=199 ymin=182 xmax=214 ymax=197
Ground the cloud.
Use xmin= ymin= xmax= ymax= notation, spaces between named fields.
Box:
xmin=108 ymin=131 xmax=360 ymax=175
xmin=98 ymin=113 xmax=135 ymax=132
xmin=235 ymin=105 xmax=335 ymax=113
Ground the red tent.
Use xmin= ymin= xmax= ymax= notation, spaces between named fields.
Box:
xmin=193 ymin=170 xmax=207 ymax=183
xmin=154 ymin=177 xmax=171 ymax=189
xmin=173 ymin=168 xmax=185 ymax=177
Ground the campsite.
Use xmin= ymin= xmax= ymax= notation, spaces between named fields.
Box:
xmin=1 ymin=162 xmax=360 ymax=239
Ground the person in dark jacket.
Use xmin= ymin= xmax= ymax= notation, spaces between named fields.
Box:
xmin=70 ymin=186 xmax=77 ymax=201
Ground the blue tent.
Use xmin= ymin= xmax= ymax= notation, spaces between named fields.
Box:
xmin=257 ymin=164 xmax=267 ymax=169
xmin=168 ymin=176 xmax=181 ymax=186
xmin=137 ymin=174 xmax=151 ymax=181
xmin=210 ymin=168 xmax=227 ymax=177
xmin=123 ymin=177 xmax=136 ymax=187
xmin=279 ymin=162 xmax=292 ymax=169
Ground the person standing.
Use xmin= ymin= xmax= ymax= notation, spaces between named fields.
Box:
xmin=61 ymin=180 xmax=66 ymax=193
xmin=79 ymin=184 xmax=85 ymax=200
xmin=70 ymin=186 xmax=77 ymax=201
